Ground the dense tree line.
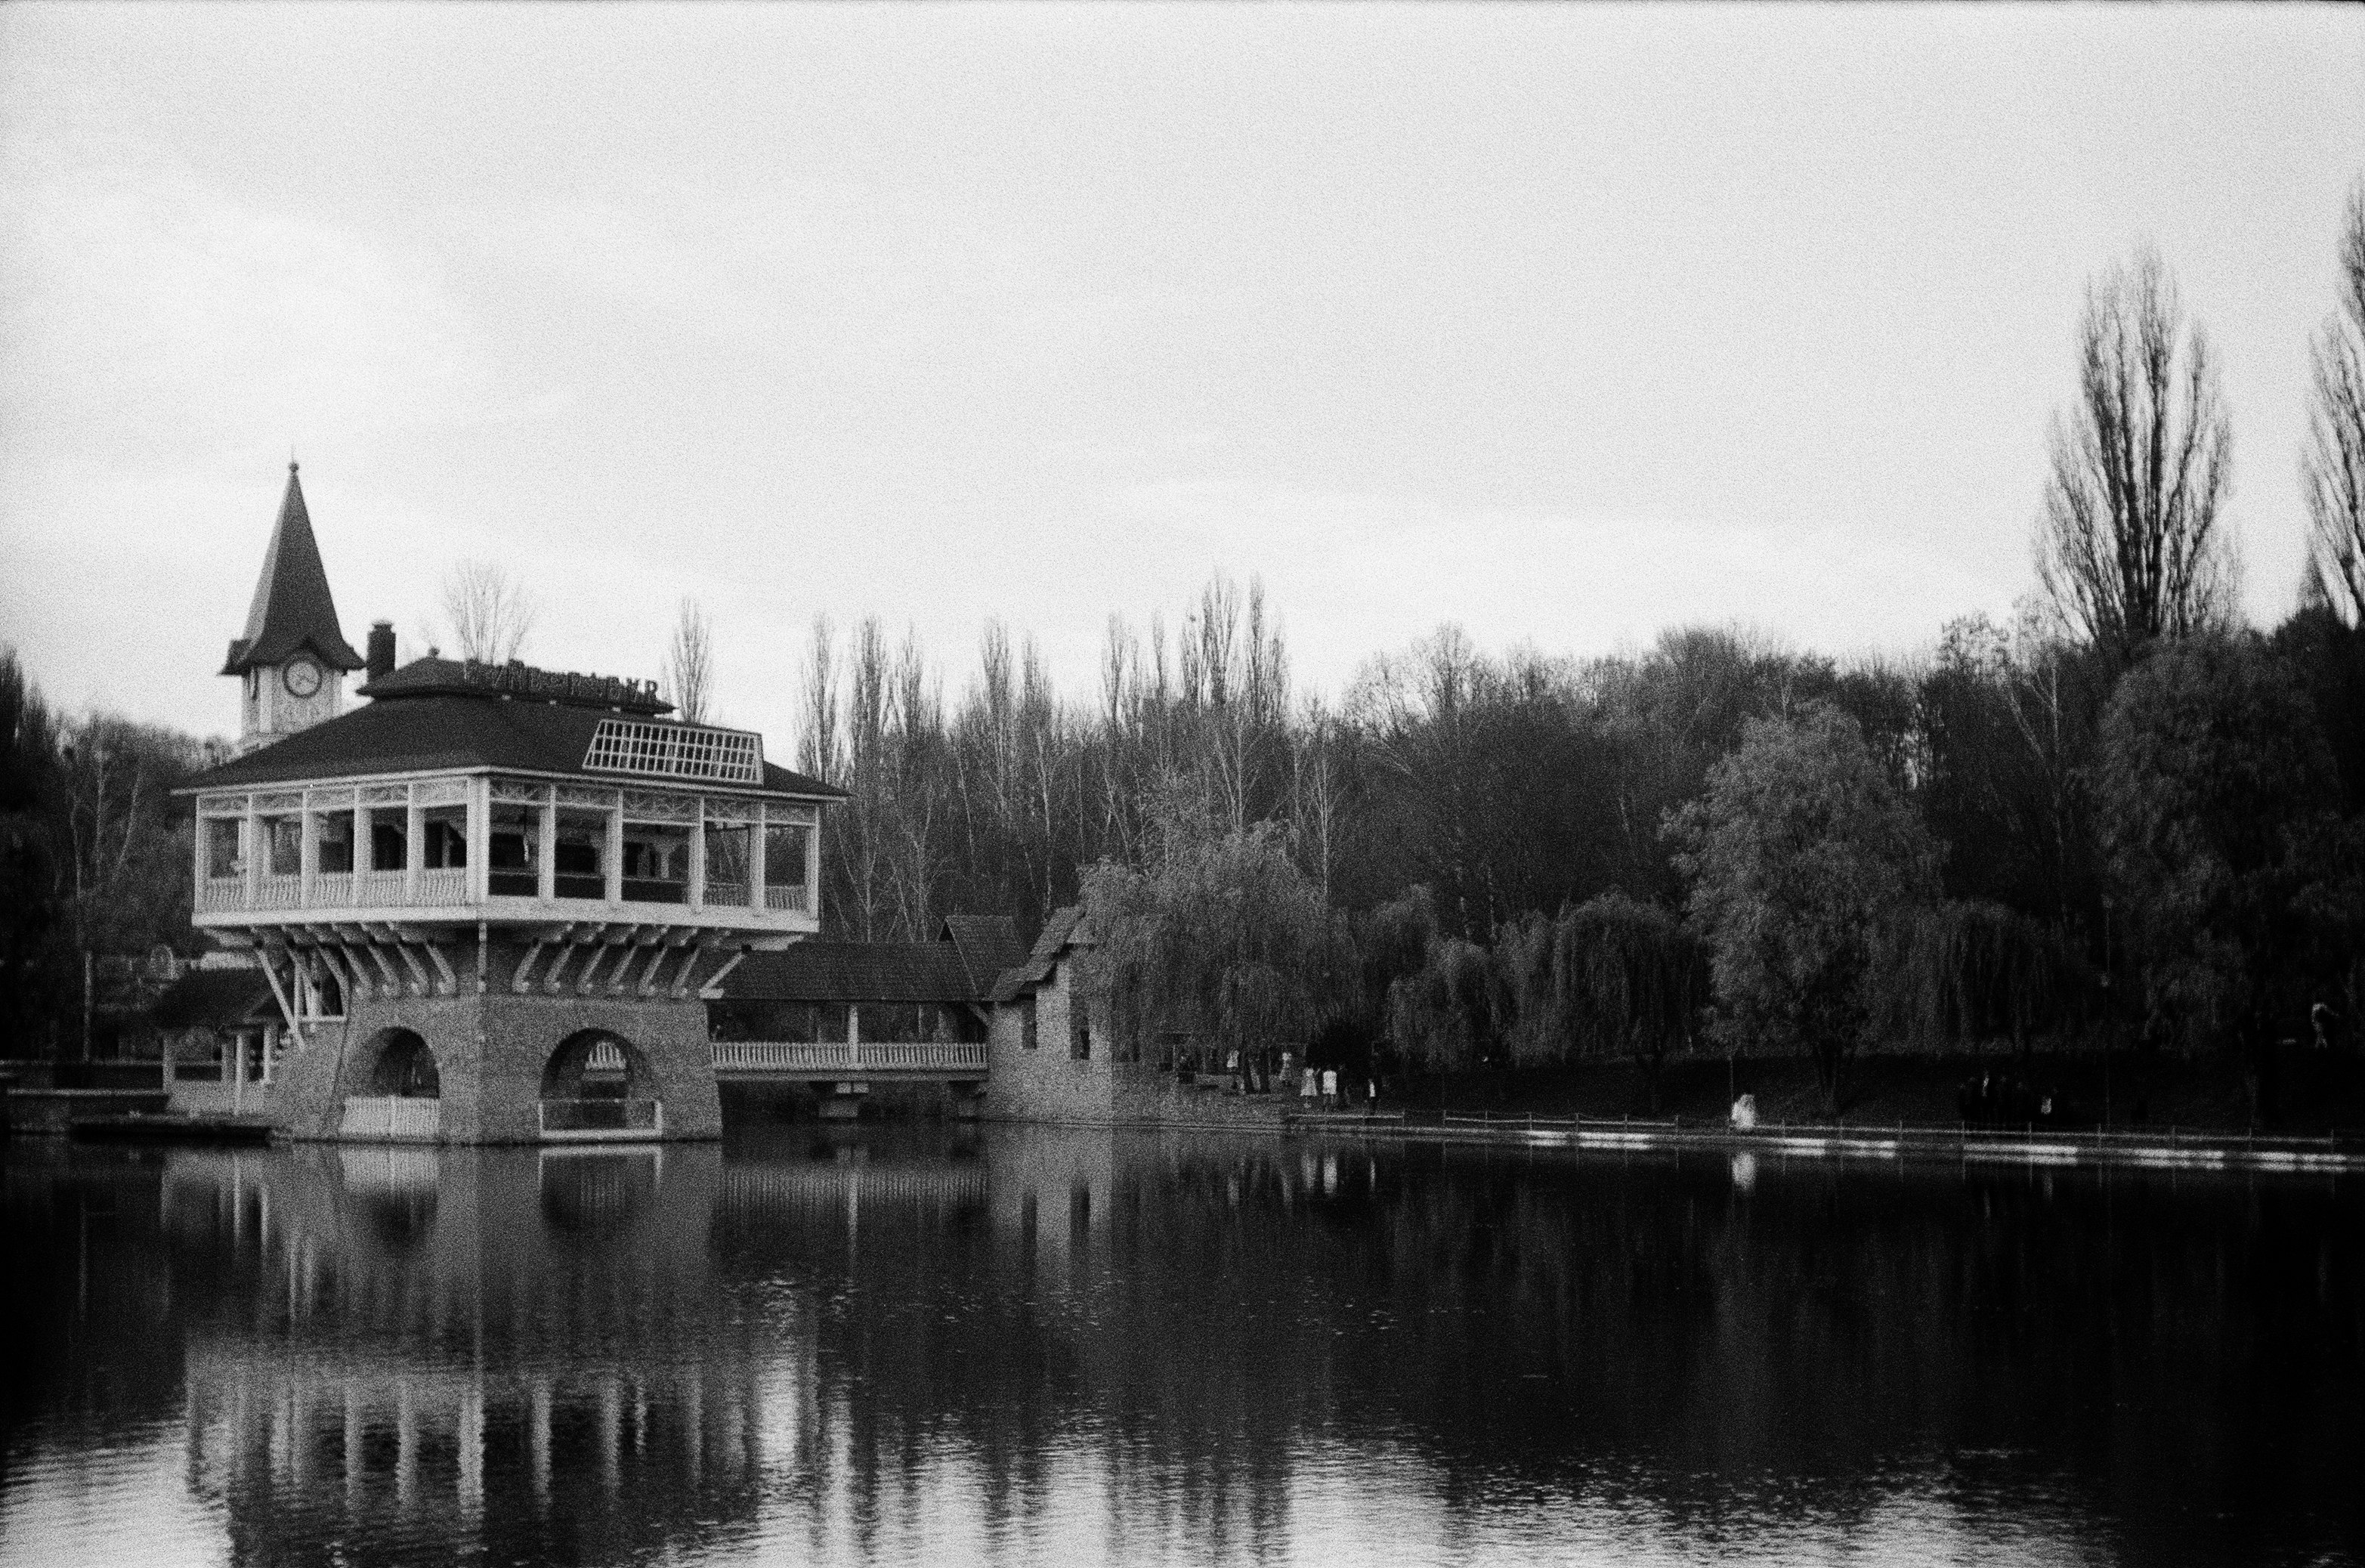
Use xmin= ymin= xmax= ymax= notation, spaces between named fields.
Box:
xmin=1 ymin=648 xmax=216 ymax=1055
xmin=795 ymin=196 xmax=2365 ymax=1097
xmin=12 ymin=187 xmax=2365 ymax=1097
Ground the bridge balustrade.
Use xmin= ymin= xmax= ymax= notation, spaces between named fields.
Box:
xmin=710 ymin=1041 xmax=988 ymax=1075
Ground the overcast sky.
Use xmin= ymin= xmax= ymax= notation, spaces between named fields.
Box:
xmin=3 ymin=4 xmax=2360 ymax=750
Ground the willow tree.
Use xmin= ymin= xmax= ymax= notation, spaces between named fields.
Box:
xmin=1557 ymin=893 xmax=1707 ymax=1109
xmin=1865 ymin=900 xmax=2074 ymax=1059
xmin=1081 ymin=801 xmax=1336 ymax=1082
xmin=2035 ymin=247 xmax=2234 ymax=664
xmin=1384 ymin=936 xmax=1504 ymax=1074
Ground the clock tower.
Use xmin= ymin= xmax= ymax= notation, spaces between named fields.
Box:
xmin=221 ymin=462 xmax=366 ymax=756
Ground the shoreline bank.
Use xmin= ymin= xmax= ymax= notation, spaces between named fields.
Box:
xmin=1283 ymin=1108 xmax=2365 ymax=1172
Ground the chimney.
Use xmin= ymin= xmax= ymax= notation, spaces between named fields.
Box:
xmin=366 ymin=621 xmax=397 ymax=682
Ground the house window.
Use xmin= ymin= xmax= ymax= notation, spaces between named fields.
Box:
xmin=621 ymin=821 xmax=691 ymax=904
xmin=1069 ymin=991 xmax=1090 ymax=1060
xmin=369 ymin=809 xmax=406 ymax=871
xmin=422 ymin=812 xmax=468 ymax=869
xmin=553 ymin=809 xmax=608 ymax=898
xmin=488 ymin=805 xmax=541 ymax=897
xmin=1020 ymin=996 xmax=1037 ymax=1050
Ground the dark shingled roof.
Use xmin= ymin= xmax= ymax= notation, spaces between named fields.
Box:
xmin=940 ymin=915 xmax=1026 ymax=995
xmin=988 ymin=905 xmax=1089 ymax=1003
xmin=151 ymin=968 xmax=275 ymax=1029
xmin=221 ymin=465 xmax=365 ymax=675
xmin=722 ymin=942 xmax=985 ymax=1004
xmin=179 ymin=668 xmax=845 ymax=799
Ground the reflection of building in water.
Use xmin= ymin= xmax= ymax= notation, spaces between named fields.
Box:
xmin=158 ymin=1144 xmax=811 ymax=1565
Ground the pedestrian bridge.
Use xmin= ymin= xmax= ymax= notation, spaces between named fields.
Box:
xmin=705 ymin=1040 xmax=988 ymax=1082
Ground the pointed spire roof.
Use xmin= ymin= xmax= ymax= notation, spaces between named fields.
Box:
xmin=220 ymin=462 xmax=365 ymax=675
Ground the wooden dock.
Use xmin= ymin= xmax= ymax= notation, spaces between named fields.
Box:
xmin=70 ymin=1112 xmax=277 ymax=1146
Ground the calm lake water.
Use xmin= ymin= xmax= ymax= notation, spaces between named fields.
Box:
xmin=3 ymin=1124 xmax=2360 ymax=1567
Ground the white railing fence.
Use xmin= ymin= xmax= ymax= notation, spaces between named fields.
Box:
xmin=711 ymin=1041 xmax=988 ymax=1074
xmin=339 ymin=1096 xmax=443 ymax=1140
xmin=199 ymin=864 xmax=803 ymax=914
xmin=417 ymin=867 xmax=468 ymax=903
xmin=354 ymin=870 xmax=407 ymax=905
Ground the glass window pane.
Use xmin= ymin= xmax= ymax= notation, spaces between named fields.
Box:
xmin=314 ymin=811 xmax=355 ymax=874
xmin=703 ymin=824 xmax=750 ymax=903
xmin=490 ymin=804 xmax=542 ymax=897
xmin=421 ymin=808 xmax=468 ymax=869
xmin=262 ymin=816 xmax=301 ymax=876
xmin=369 ymin=808 xmax=407 ymax=872
xmin=555 ymin=809 xmax=607 ymax=898
xmin=623 ymin=822 xmax=690 ymax=904
xmin=206 ymin=818 xmax=244 ymax=880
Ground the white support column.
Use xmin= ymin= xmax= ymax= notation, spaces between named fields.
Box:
xmin=404 ymin=784 xmax=424 ymax=905
xmin=232 ymin=1032 xmax=247 ymax=1115
xmin=748 ymin=803 xmax=766 ymax=912
xmin=849 ymin=1002 xmax=861 ymax=1069
xmin=605 ymin=802 xmax=623 ymax=905
xmin=539 ymin=794 xmax=558 ymax=902
xmin=299 ymin=803 xmax=319 ymax=906
xmin=804 ymin=809 xmax=821 ymax=916
xmin=243 ymin=795 xmax=259 ymax=909
xmin=690 ymin=797 xmax=707 ymax=908
xmin=467 ymin=778 xmax=490 ymax=904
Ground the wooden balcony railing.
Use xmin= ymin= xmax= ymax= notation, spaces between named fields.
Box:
xmin=194 ymin=864 xmax=801 ymax=916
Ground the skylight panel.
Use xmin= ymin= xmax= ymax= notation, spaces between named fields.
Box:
xmin=583 ymin=719 xmax=762 ymax=784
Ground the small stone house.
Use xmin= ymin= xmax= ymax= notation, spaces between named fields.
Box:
xmin=982 ymin=907 xmax=1281 ymax=1127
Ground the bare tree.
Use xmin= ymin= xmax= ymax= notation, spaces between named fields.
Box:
xmin=2035 ymin=247 xmax=2234 ymax=662
xmin=664 ymin=597 xmax=716 ymax=723
xmin=2307 ymin=180 xmax=2365 ymax=624
xmin=797 ymin=614 xmax=841 ymax=784
xmin=438 ymin=560 xmax=538 ymax=664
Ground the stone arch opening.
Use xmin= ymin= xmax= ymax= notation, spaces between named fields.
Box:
xmin=541 ymin=1029 xmax=662 ymax=1134
xmin=361 ymin=1028 xmax=441 ymax=1097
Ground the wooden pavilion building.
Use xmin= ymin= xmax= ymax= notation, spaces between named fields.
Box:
xmin=176 ymin=465 xmax=844 ymax=1143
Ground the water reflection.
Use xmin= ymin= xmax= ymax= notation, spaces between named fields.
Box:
xmin=4 ymin=1129 xmax=2361 ymax=1566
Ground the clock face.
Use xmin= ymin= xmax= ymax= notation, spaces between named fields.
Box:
xmin=282 ymin=657 xmax=323 ymax=699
